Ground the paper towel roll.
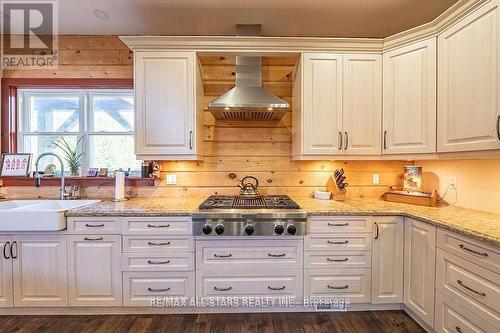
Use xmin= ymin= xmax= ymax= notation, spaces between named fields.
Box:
xmin=115 ymin=171 xmax=125 ymax=200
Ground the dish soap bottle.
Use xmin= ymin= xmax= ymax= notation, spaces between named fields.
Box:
xmin=0 ymin=179 xmax=6 ymax=200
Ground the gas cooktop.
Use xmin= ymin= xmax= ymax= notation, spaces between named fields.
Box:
xmin=199 ymin=195 xmax=300 ymax=210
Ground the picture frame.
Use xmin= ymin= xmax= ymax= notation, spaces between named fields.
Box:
xmin=87 ymin=168 xmax=98 ymax=177
xmin=0 ymin=153 xmax=32 ymax=176
xmin=98 ymin=168 xmax=108 ymax=177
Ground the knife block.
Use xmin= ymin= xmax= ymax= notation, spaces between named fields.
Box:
xmin=327 ymin=175 xmax=346 ymax=201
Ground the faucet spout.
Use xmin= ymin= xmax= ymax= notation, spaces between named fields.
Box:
xmin=34 ymin=152 xmax=67 ymax=200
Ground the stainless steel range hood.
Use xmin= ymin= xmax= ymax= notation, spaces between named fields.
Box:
xmin=208 ymin=25 xmax=290 ymax=120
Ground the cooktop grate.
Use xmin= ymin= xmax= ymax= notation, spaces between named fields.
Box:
xmin=233 ymin=196 xmax=266 ymax=208
xmin=199 ymin=195 xmax=300 ymax=210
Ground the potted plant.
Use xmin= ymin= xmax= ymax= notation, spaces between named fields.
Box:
xmin=52 ymin=137 xmax=85 ymax=176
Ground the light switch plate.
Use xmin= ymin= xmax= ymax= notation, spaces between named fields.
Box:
xmin=165 ymin=174 xmax=177 ymax=185
xmin=372 ymin=174 xmax=380 ymax=184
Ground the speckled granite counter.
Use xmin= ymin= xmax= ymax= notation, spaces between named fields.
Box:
xmin=66 ymin=196 xmax=500 ymax=247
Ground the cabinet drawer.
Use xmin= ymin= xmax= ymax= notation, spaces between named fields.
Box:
xmin=435 ymin=292 xmax=497 ymax=333
xmin=197 ymin=269 xmax=302 ymax=301
xmin=436 ymin=249 xmax=500 ymax=329
xmin=67 ymin=217 xmax=120 ymax=234
xmin=304 ymin=268 xmax=371 ymax=303
xmin=122 ymin=236 xmax=194 ymax=253
xmin=122 ymin=217 xmax=192 ymax=235
xmin=305 ymin=251 xmax=371 ymax=269
xmin=122 ymin=253 xmax=194 ymax=272
xmin=123 ymin=271 xmax=195 ymax=307
xmin=437 ymin=229 xmax=500 ymax=275
xmin=196 ymin=239 xmax=303 ymax=270
xmin=305 ymin=234 xmax=372 ymax=251
xmin=308 ymin=216 xmax=373 ymax=234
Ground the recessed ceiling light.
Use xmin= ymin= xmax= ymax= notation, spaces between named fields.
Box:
xmin=92 ymin=9 xmax=109 ymax=20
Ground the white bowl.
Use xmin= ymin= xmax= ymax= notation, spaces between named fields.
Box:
xmin=314 ymin=191 xmax=331 ymax=200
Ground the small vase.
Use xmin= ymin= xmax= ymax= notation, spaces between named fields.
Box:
xmin=70 ymin=166 xmax=80 ymax=176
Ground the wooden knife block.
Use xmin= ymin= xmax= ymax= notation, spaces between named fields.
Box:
xmin=327 ymin=175 xmax=346 ymax=201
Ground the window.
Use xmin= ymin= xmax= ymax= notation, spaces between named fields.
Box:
xmin=18 ymin=89 xmax=139 ymax=175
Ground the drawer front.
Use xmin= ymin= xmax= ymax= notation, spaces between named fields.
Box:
xmin=435 ymin=292 xmax=497 ymax=333
xmin=122 ymin=236 xmax=194 ymax=253
xmin=308 ymin=216 xmax=373 ymax=234
xmin=67 ymin=217 xmax=120 ymax=234
xmin=197 ymin=269 xmax=302 ymax=301
xmin=122 ymin=217 xmax=192 ymax=235
xmin=123 ymin=272 xmax=195 ymax=307
xmin=305 ymin=234 xmax=372 ymax=251
xmin=123 ymin=253 xmax=194 ymax=272
xmin=196 ymin=239 xmax=303 ymax=270
xmin=305 ymin=251 xmax=371 ymax=269
xmin=305 ymin=268 xmax=371 ymax=303
xmin=437 ymin=229 xmax=500 ymax=275
xmin=436 ymin=249 xmax=500 ymax=328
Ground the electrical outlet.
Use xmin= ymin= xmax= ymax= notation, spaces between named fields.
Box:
xmin=372 ymin=174 xmax=380 ymax=184
xmin=448 ymin=176 xmax=457 ymax=189
xmin=165 ymin=174 xmax=177 ymax=185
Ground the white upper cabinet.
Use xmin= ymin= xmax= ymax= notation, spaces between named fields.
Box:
xmin=343 ymin=54 xmax=382 ymax=155
xmin=437 ymin=0 xmax=500 ymax=152
xmin=383 ymin=38 xmax=437 ymax=154
xmin=134 ymin=51 xmax=203 ymax=160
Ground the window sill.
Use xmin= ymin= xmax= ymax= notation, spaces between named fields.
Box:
xmin=0 ymin=176 xmax=155 ymax=187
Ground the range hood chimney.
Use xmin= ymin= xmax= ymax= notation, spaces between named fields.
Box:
xmin=208 ymin=25 xmax=290 ymax=120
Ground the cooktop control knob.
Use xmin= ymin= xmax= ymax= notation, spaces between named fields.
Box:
xmin=287 ymin=224 xmax=297 ymax=235
xmin=214 ymin=224 xmax=224 ymax=235
xmin=202 ymin=224 xmax=213 ymax=235
xmin=244 ymin=224 xmax=255 ymax=235
xmin=274 ymin=224 xmax=285 ymax=235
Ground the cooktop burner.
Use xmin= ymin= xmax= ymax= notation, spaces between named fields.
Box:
xmin=199 ymin=195 xmax=300 ymax=210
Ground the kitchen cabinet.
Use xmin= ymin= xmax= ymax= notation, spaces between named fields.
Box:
xmin=437 ymin=0 xmax=500 ymax=152
xmin=134 ymin=51 xmax=204 ymax=160
xmin=404 ymin=218 xmax=436 ymax=327
xmin=0 ymin=236 xmax=13 ymax=307
xmin=67 ymin=235 xmax=122 ymax=306
xmin=12 ymin=235 xmax=68 ymax=307
xmin=371 ymin=217 xmax=403 ymax=304
xmin=293 ymin=53 xmax=382 ymax=158
xmin=383 ymin=38 xmax=437 ymax=154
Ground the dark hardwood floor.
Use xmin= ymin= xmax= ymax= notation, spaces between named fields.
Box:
xmin=0 ymin=311 xmax=424 ymax=333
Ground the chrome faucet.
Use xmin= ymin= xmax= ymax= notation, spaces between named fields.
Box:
xmin=34 ymin=152 xmax=71 ymax=200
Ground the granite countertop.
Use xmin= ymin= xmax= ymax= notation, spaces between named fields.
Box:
xmin=66 ymin=196 xmax=500 ymax=247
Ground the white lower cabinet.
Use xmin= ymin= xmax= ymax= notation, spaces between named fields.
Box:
xmin=68 ymin=235 xmax=122 ymax=307
xmin=0 ymin=236 xmax=13 ymax=307
xmin=13 ymin=235 xmax=68 ymax=307
xmin=404 ymin=218 xmax=436 ymax=327
xmin=371 ymin=217 xmax=404 ymax=304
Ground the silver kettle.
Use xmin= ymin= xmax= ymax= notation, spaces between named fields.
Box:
xmin=237 ymin=176 xmax=260 ymax=198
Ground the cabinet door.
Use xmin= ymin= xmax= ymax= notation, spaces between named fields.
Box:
xmin=404 ymin=218 xmax=436 ymax=327
xmin=371 ymin=217 xmax=403 ymax=304
xmin=383 ymin=38 xmax=437 ymax=154
xmin=0 ymin=237 xmax=13 ymax=307
xmin=437 ymin=0 xmax=500 ymax=152
xmin=135 ymin=51 xmax=195 ymax=157
xmin=343 ymin=54 xmax=382 ymax=155
xmin=68 ymin=235 xmax=122 ymax=306
xmin=301 ymin=53 xmax=343 ymax=155
xmin=12 ymin=235 xmax=68 ymax=307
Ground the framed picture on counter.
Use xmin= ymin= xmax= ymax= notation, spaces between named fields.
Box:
xmin=0 ymin=153 xmax=32 ymax=176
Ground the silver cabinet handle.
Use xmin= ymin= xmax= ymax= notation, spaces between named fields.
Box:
xmin=344 ymin=131 xmax=348 ymax=150
xmin=214 ymin=253 xmax=232 ymax=258
xmin=268 ymin=253 xmax=286 ymax=257
xmin=214 ymin=286 xmax=232 ymax=291
xmin=327 ymin=285 xmax=349 ymax=290
xmin=148 ymin=287 xmax=170 ymax=292
xmin=327 ymin=257 xmax=348 ymax=262
xmin=374 ymin=222 xmax=379 ymax=240
xmin=84 ymin=237 xmax=103 ymax=241
xmin=147 ymin=224 xmax=170 ymax=228
xmin=383 ymin=130 xmax=387 ymax=149
xmin=10 ymin=241 xmax=17 ymax=259
xmin=459 ymin=244 xmax=488 ymax=257
xmin=327 ymin=240 xmax=349 ymax=245
xmin=268 ymin=286 xmax=286 ymax=291
xmin=3 ymin=241 xmax=10 ymax=260
xmin=328 ymin=222 xmax=349 ymax=227
xmin=457 ymin=280 xmax=486 ymax=296
xmin=189 ymin=131 xmax=193 ymax=150
xmin=147 ymin=241 xmax=170 ymax=246
xmin=338 ymin=131 xmax=343 ymax=150
xmin=147 ymin=260 xmax=170 ymax=265
xmin=497 ymin=115 xmax=500 ymax=140
xmin=85 ymin=223 xmax=104 ymax=228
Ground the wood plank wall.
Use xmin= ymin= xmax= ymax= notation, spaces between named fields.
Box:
xmin=2 ymin=36 xmax=406 ymax=199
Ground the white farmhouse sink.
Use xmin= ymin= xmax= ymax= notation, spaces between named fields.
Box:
xmin=0 ymin=200 xmax=100 ymax=231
